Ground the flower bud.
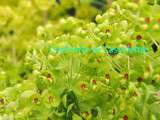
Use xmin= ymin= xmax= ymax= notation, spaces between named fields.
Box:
xmin=96 ymin=15 xmax=103 ymax=23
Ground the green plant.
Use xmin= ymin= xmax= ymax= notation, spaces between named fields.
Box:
xmin=1 ymin=0 xmax=160 ymax=120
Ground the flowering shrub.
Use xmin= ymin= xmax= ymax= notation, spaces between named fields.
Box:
xmin=0 ymin=0 xmax=160 ymax=120
xmin=0 ymin=0 xmax=106 ymax=90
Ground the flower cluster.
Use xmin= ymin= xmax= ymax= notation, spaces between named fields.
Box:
xmin=0 ymin=0 xmax=160 ymax=120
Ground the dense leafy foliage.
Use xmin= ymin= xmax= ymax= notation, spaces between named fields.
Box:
xmin=0 ymin=0 xmax=106 ymax=89
xmin=0 ymin=0 xmax=160 ymax=120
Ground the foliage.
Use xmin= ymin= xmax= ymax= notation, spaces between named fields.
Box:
xmin=0 ymin=0 xmax=160 ymax=120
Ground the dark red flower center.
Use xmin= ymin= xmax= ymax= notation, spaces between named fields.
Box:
xmin=133 ymin=91 xmax=138 ymax=96
xmin=124 ymin=73 xmax=128 ymax=80
xmin=145 ymin=17 xmax=151 ymax=23
xmin=105 ymin=74 xmax=110 ymax=79
xmin=97 ymin=59 xmax=101 ymax=63
xmin=127 ymin=43 xmax=132 ymax=48
xmin=137 ymin=77 xmax=144 ymax=82
xmin=85 ymin=111 xmax=89 ymax=117
xmin=158 ymin=18 xmax=160 ymax=23
xmin=80 ymin=83 xmax=86 ymax=89
xmin=136 ymin=35 xmax=142 ymax=40
xmin=106 ymin=29 xmax=111 ymax=33
xmin=0 ymin=98 xmax=4 ymax=104
xmin=32 ymin=97 xmax=39 ymax=103
xmin=112 ymin=108 xmax=115 ymax=115
xmin=48 ymin=96 xmax=54 ymax=102
xmin=47 ymin=74 xmax=52 ymax=79
xmin=123 ymin=115 xmax=128 ymax=120
xmin=92 ymin=79 xmax=97 ymax=85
